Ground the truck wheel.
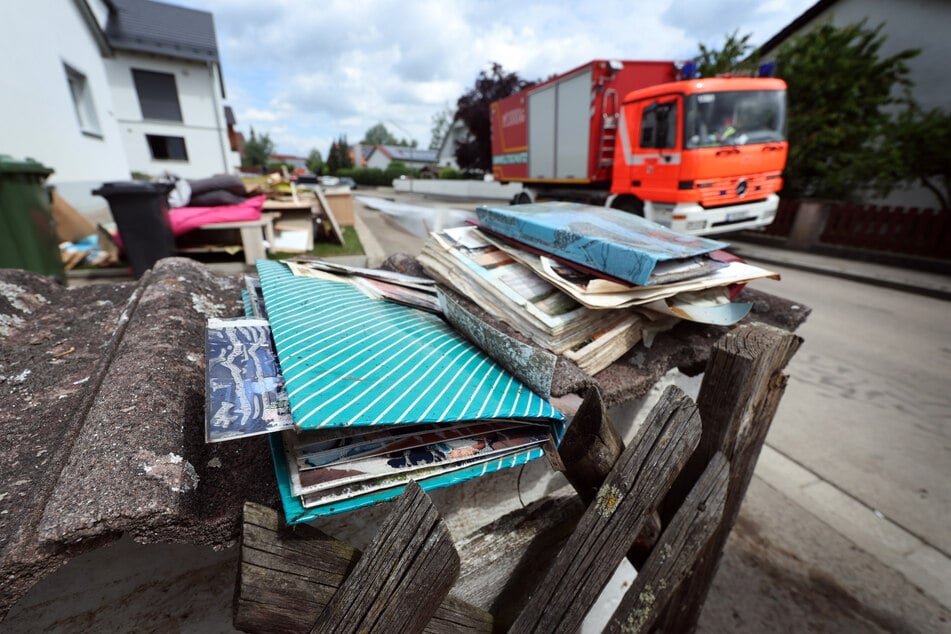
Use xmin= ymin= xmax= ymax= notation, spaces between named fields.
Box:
xmin=512 ymin=191 xmax=533 ymax=205
xmin=609 ymin=195 xmax=644 ymax=216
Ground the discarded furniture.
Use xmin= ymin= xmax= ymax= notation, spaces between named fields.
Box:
xmin=177 ymin=213 xmax=278 ymax=265
xmin=233 ymin=323 xmax=802 ymax=633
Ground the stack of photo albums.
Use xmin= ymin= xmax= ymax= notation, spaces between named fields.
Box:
xmin=206 ymin=260 xmax=566 ymax=523
xmin=419 ymin=202 xmax=780 ymax=374
xmin=205 ymin=202 xmax=778 ymax=523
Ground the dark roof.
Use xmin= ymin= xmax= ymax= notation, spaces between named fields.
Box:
xmin=756 ymin=0 xmax=839 ymax=57
xmin=105 ymin=0 xmax=219 ymax=63
xmin=224 ymin=105 xmax=235 ymax=125
xmin=378 ymin=145 xmax=438 ymax=163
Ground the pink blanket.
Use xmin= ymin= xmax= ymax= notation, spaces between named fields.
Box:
xmin=168 ymin=194 xmax=267 ymax=235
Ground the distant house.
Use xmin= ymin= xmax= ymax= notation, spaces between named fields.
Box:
xmin=269 ymin=154 xmax=308 ymax=172
xmin=365 ymin=145 xmax=438 ymax=171
xmin=435 ymin=118 xmax=470 ymax=170
xmin=758 ymin=0 xmax=951 ymax=208
xmin=0 ymin=0 xmax=239 ymax=213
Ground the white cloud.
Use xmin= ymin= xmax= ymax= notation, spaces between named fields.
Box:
xmin=183 ymin=0 xmax=815 ymax=156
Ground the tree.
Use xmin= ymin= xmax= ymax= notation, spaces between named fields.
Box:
xmin=361 ymin=123 xmax=399 ymax=146
xmin=695 ymin=30 xmax=755 ymax=77
xmin=455 ymin=63 xmax=536 ymax=173
xmin=326 ymin=135 xmax=354 ymax=174
xmin=242 ymin=127 xmax=274 ymax=170
xmin=361 ymin=123 xmax=416 ymax=148
xmin=889 ymin=105 xmax=951 ymax=209
xmin=773 ymin=21 xmax=919 ymax=200
xmin=306 ymin=148 xmax=324 ymax=175
xmin=429 ymin=104 xmax=454 ymax=150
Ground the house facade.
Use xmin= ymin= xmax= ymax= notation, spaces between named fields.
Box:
xmin=758 ymin=0 xmax=951 ymax=208
xmin=435 ymin=118 xmax=469 ymax=170
xmin=0 ymin=0 xmax=239 ymax=213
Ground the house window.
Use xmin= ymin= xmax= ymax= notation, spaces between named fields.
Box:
xmin=146 ymin=135 xmax=188 ymax=161
xmin=64 ymin=63 xmax=101 ymax=136
xmin=132 ymin=69 xmax=183 ymax=122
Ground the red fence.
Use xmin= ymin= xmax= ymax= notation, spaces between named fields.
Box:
xmin=757 ymin=199 xmax=950 ymax=261
xmin=762 ymin=198 xmax=799 ymax=237
xmin=821 ymin=203 xmax=950 ymax=260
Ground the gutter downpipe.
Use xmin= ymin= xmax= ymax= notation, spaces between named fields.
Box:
xmin=209 ymin=61 xmax=231 ymax=173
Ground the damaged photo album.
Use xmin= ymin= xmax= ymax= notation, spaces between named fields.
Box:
xmin=205 ymin=258 xmax=568 ymax=523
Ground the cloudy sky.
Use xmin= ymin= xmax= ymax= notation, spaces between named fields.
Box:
xmin=182 ymin=0 xmax=816 ymax=158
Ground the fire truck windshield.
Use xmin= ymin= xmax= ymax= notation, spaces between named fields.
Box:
xmin=684 ymin=90 xmax=786 ymax=149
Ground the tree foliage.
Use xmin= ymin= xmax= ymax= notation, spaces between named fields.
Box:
xmin=455 ymin=63 xmax=536 ymax=173
xmin=889 ymin=106 xmax=951 ymax=209
xmin=774 ymin=21 xmax=919 ymax=200
xmin=361 ymin=123 xmax=416 ymax=147
xmin=695 ymin=30 xmax=755 ymax=77
xmin=306 ymin=148 xmax=324 ymax=175
xmin=242 ymin=127 xmax=274 ymax=169
xmin=326 ymin=135 xmax=354 ymax=174
xmin=429 ymin=104 xmax=454 ymax=150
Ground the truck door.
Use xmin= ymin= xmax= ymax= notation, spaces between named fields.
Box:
xmin=619 ymin=96 xmax=681 ymax=201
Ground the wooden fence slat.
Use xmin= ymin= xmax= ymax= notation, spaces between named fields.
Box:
xmin=510 ymin=386 xmax=702 ymax=634
xmin=652 ymin=323 xmax=801 ymax=633
xmin=557 ymin=385 xmax=625 ymax=506
xmin=558 ymin=385 xmax=663 ymax=562
xmin=605 ymin=451 xmax=729 ymax=634
xmin=311 ymin=482 xmax=460 ymax=634
xmin=233 ymin=501 xmax=491 ymax=634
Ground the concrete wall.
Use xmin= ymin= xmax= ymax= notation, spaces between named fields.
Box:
xmin=104 ymin=53 xmax=235 ymax=180
xmin=393 ymin=178 xmax=522 ymax=200
xmin=0 ymin=1 xmax=130 ymax=213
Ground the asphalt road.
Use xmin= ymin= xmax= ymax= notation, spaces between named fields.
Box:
xmin=747 ymin=263 xmax=951 ymax=557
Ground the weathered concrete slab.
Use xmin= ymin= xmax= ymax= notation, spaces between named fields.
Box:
xmin=0 ymin=258 xmax=279 ymax=619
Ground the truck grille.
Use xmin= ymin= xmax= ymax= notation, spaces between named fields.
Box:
xmin=698 ymin=174 xmax=772 ymax=208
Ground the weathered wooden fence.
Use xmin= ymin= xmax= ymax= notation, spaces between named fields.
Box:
xmin=758 ymin=199 xmax=951 ymax=261
xmin=232 ymin=323 xmax=801 ymax=633
xmin=821 ymin=203 xmax=950 ymax=259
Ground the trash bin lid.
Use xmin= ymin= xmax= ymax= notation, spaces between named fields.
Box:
xmin=92 ymin=180 xmax=175 ymax=197
xmin=0 ymin=155 xmax=54 ymax=176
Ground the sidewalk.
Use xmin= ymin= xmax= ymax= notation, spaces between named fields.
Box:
xmin=726 ymin=238 xmax=951 ymax=301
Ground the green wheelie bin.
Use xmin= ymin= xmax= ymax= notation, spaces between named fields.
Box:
xmin=0 ymin=156 xmax=64 ymax=282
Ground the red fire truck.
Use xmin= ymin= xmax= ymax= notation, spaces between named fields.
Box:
xmin=490 ymin=60 xmax=788 ymax=235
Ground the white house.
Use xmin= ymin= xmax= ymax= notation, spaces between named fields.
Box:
xmin=435 ymin=118 xmax=469 ymax=170
xmin=0 ymin=0 xmax=239 ymax=214
xmin=758 ymin=0 xmax=951 ymax=209
xmin=365 ymin=145 xmax=438 ymax=171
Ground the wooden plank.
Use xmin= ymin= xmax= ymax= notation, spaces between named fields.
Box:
xmin=233 ymin=502 xmax=491 ymax=634
xmin=604 ymin=452 xmax=729 ymax=634
xmin=557 ymin=385 xmax=624 ymax=506
xmin=314 ymin=187 xmax=345 ymax=245
xmin=454 ymin=491 xmax=585 ymax=627
xmin=311 ymin=482 xmax=460 ymax=634
xmin=558 ymin=385 xmax=662 ymax=565
xmin=652 ymin=323 xmax=801 ymax=633
xmin=510 ymin=385 xmax=702 ymax=634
